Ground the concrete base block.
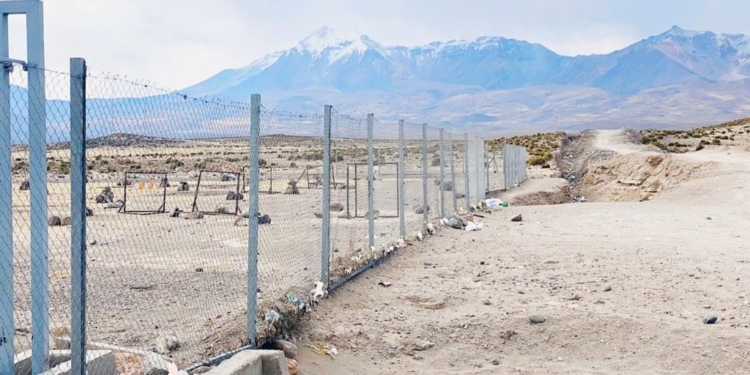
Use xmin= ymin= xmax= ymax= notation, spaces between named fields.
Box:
xmin=13 ymin=350 xmax=115 ymax=375
xmin=205 ymin=350 xmax=289 ymax=375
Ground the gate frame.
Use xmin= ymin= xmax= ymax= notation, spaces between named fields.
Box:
xmin=345 ymin=161 xmax=399 ymax=218
xmin=191 ymin=169 xmax=244 ymax=215
xmin=119 ymin=171 xmax=168 ymax=215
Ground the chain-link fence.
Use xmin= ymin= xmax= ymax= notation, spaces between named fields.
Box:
xmin=1 ymin=58 xmax=528 ymax=375
xmin=502 ymin=144 xmax=529 ymax=190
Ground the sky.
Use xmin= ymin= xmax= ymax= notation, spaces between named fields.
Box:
xmin=4 ymin=0 xmax=750 ymax=89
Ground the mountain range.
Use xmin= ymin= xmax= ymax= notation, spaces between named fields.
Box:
xmin=183 ymin=26 xmax=750 ymax=133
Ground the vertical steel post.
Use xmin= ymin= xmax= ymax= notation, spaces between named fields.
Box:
xmin=397 ymin=120 xmax=405 ymax=239
xmin=463 ymin=133 xmax=471 ymax=209
xmin=448 ymin=132 xmax=457 ymax=213
xmin=0 ymin=12 xmax=12 ymax=375
xmin=69 ymin=57 xmax=87 ymax=375
xmin=438 ymin=128 xmax=445 ymax=218
xmin=421 ymin=124 xmax=428 ymax=222
xmin=475 ymin=136 xmax=482 ymax=201
xmin=503 ymin=144 xmax=508 ymax=190
xmin=367 ymin=114 xmax=374 ymax=248
xmin=321 ymin=106 xmax=332 ymax=282
xmin=247 ymin=94 xmax=261 ymax=346
xmin=26 ymin=2 xmax=48 ymax=372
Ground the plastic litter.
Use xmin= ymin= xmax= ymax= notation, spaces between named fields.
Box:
xmin=311 ymin=281 xmax=325 ymax=301
xmin=484 ymin=198 xmax=508 ymax=208
xmin=465 ymin=222 xmax=483 ymax=231
xmin=378 ymin=281 xmax=392 ymax=287
xmin=264 ymin=310 xmax=280 ymax=323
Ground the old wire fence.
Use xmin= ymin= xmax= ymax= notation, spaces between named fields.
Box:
xmin=1 ymin=58 xmax=527 ymax=374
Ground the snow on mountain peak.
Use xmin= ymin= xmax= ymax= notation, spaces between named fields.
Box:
xmin=297 ymin=27 xmax=367 ymax=55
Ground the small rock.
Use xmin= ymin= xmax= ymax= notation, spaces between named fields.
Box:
xmin=604 ymin=286 xmax=612 ymax=292
xmin=155 ymin=335 xmax=180 ymax=354
xmin=480 ymin=261 xmax=485 ymax=265
xmin=511 ymin=214 xmax=522 ymax=222
xmin=272 ymin=339 xmax=298 ymax=360
xmin=491 ymin=359 xmax=499 ymax=366
xmin=483 ymin=301 xmax=492 ymax=306
xmin=89 ymin=240 xmax=97 ymax=246
xmin=195 ymin=267 xmax=204 ymax=273
xmin=703 ymin=316 xmax=718 ymax=325
xmin=287 ymin=359 xmax=298 ymax=375
xmin=529 ymin=315 xmax=546 ymax=324
xmin=706 ymin=217 xmax=712 ymax=220
xmin=61 ymin=216 xmax=72 ymax=226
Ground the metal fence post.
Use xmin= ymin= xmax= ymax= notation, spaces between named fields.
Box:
xmin=247 ymin=94 xmax=261 ymax=346
xmin=69 ymin=57 xmax=87 ymax=375
xmin=463 ymin=133 xmax=471 ymax=209
xmin=397 ymin=120 xmax=405 ymax=239
xmin=367 ymin=114 xmax=374 ymax=249
xmin=448 ymin=132 xmax=457 ymax=213
xmin=421 ymin=124 xmax=428 ymax=222
xmin=0 ymin=13 xmax=13 ymax=375
xmin=321 ymin=106 xmax=332 ymax=281
xmin=475 ymin=136 xmax=482 ymax=201
xmin=27 ymin=1 xmax=49 ymax=371
xmin=438 ymin=128 xmax=445 ymax=218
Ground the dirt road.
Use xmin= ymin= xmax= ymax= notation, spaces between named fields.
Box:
xmin=295 ymin=130 xmax=750 ymax=374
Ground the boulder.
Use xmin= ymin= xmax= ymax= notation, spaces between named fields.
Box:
xmin=414 ymin=205 xmax=430 ymax=215
xmin=364 ymin=210 xmax=380 ymax=219
xmin=61 ymin=217 xmax=72 ymax=226
xmin=258 ymin=214 xmax=271 ymax=225
xmin=225 ymin=191 xmax=237 ymax=201
xmin=48 ymin=216 xmax=62 ymax=227
xmin=170 ymin=207 xmax=181 ymax=218
xmin=178 ymin=182 xmax=189 ymax=191
xmin=511 ymin=214 xmax=522 ymax=222
xmin=330 ymin=202 xmax=344 ymax=212
xmin=19 ymin=180 xmax=30 ymax=191
xmin=186 ymin=211 xmax=204 ymax=220
xmin=85 ymin=207 xmax=94 ymax=217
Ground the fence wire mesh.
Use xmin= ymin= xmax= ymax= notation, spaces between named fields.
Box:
xmin=0 ymin=60 xmax=524 ymax=374
xmin=82 ymin=72 xmax=254 ymax=367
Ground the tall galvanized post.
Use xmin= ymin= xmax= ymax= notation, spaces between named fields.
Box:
xmin=463 ymin=133 xmax=471 ymax=209
xmin=247 ymin=94 xmax=261 ymax=346
xmin=321 ymin=106 xmax=332 ymax=282
xmin=0 ymin=12 xmax=12 ymax=375
xmin=475 ymin=136 xmax=482 ymax=201
xmin=25 ymin=2 xmax=48 ymax=372
xmin=503 ymin=144 xmax=508 ymax=190
xmin=438 ymin=128 xmax=446 ymax=218
xmin=397 ymin=120 xmax=406 ymax=239
xmin=367 ymin=114 xmax=375 ymax=249
xmin=421 ymin=124 xmax=429 ymax=222
xmin=69 ymin=57 xmax=87 ymax=375
xmin=448 ymin=132 xmax=457 ymax=213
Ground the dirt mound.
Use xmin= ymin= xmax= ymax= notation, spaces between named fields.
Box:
xmin=510 ymin=184 xmax=572 ymax=206
xmin=582 ymin=153 xmax=719 ymax=202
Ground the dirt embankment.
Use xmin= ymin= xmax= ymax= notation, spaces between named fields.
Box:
xmin=557 ymin=129 xmax=719 ymax=202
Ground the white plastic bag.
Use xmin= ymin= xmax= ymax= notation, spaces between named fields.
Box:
xmin=465 ymin=222 xmax=483 ymax=231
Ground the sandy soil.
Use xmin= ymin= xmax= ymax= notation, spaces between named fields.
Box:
xmin=9 ymin=136 xmax=491 ymax=367
xmin=295 ymin=129 xmax=750 ymax=374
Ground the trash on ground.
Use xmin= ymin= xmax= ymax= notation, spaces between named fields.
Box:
xmin=465 ymin=222 xmax=483 ymax=231
xmin=484 ymin=198 xmax=508 ymax=208
xmin=306 ymin=341 xmax=338 ymax=360
xmin=378 ymin=281 xmax=392 ymax=287
xmin=264 ymin=310 xmax=280 ymax=323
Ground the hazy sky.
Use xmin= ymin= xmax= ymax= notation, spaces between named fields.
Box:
xmin=4 ymin=0 xmax=749 ymax=89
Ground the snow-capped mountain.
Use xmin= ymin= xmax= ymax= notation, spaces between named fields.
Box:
xmin=182 ymin=26 xmax=750 ymax=131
